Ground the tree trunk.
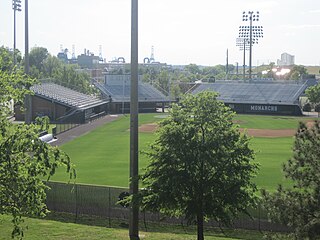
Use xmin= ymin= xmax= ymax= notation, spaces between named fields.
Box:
xmin=197 ymin=212 xmax=204 ymax=240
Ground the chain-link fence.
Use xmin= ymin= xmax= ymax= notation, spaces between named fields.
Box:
xmin=45 ymin=181 xmax=289 ymax=232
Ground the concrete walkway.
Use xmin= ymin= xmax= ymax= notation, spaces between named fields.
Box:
xmin=51 ymin=115 xmax=120 ymax=146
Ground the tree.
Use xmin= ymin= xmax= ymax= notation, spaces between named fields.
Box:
xmin=262 ymin=121 xmax=320 ymax=240
xmin=29 ymin=47 xmax=49 ymax=78
xmin=0 ymin=67 xmax=75 ymax=239
xmin=185 ymin=63 xmax=201 ymax=75
xmin=140 ymin=92 xmax=258 ymax=240
xmin=0 ymin=46 xmax=14 ymax=72
xmin=302 ymin=102 xmax=312 ymax=112
xmin=306 ymin=83 xmax=320 ymax=106
xmin=282 ymin=65 xmax=308 ymax=80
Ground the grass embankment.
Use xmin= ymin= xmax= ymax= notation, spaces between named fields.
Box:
xmin=0 ymin=213 xmax=284 ymax=240
xmin=50 ymin=113 xmax=315 ymax=191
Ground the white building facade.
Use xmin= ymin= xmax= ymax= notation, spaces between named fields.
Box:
xmin=277 ymin=53 xmax=295 ymax=66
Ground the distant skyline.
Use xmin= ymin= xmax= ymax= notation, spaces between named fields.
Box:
xmin=1 ymin=0 xmax=320 ymax=66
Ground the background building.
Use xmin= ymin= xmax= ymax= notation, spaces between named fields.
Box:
xmin=277 ymin=53 xmax=295 ymax=66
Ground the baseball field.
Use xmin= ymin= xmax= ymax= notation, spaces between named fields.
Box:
xmin=50 ymin=113 xmax=317 ymax=191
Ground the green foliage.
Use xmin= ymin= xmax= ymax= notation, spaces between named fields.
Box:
xmin=49 ymin=64 xmax=96 ymax=94
xmin=0 ymin=70 xmax=36 ymax=116
xmin=0 ymin=64 xmax=75 ymax=239
xmin=302 ymin=102 xmax=312 ymax=112
xmin=140 ymin=92 xmax=258 ymax=240
xmin=0 ymin=47 xmax=14 ymax=72
xmin=262 ymin=121 xmax=320 ymax=240
xmin=28 ymin=47 xmax=96 ymax=94
xmin=306 ymin=83 xmax=320 ymax=105
xmin=34 ymin=116 xmax=50 ymax=132
xmin=29 ymin=47 xmax=49 ymax=78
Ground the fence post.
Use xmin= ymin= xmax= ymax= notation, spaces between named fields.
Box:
xmin=108 ymin=187 xmax=111 ymax=227
xmin=143 ymin=210 xmax=147 ymax=232
xmin=258 ymin=201 xmax=261 ymax=232
xmin=75 ymin=184 xmax=78 ymax=223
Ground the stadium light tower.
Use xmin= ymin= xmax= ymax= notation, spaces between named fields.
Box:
xmin=236 ymin=38 xmax=250 ymax=80
xmin=25 ymin=0 xmax=29 ymax=74
xmin=240 ymin=11 xmax=263 ymax=80
xmin=12 ymin=0 xmax=22 ymax=66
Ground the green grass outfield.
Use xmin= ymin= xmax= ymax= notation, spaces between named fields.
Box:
xmin=50 ymin=113 xmax=316 ymax=191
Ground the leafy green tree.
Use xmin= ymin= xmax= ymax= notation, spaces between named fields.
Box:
xmin=285 ymin=65 xmax=308 ymax=80
xmin=262 ymin=121 xmax=320 ymax=240
xmin=0 ymin=46 xmax=15 ymax=72
xmin=0 ymin=67 xmax=75 ymax=239
xmin=43 ymin=55 xmax=63 ymax=78
xmin=29 ymin=47 xmax=49 ymax=78
xmin=302 ymin=102 xmax=312 ymax=112
xmin=140 ymin=92 xmax=258 ymax=240
xmin=51 ymin=64 xmax=96 ymax=94
xmin=185 ymin=63 xmax=201 ymax=75
xmin=306 ymin=83 xmax=320 ymax=107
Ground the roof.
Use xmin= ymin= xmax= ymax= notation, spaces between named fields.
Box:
xmin=94 ymin=75 xmax=169 ymax=102
xmin=31 ymin=83 xmax=106 ymax=109
xmin=192 ymin=80 xmax=313 ymax=105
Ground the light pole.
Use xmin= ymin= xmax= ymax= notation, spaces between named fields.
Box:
xmin=12 ymin=0 xmax=22 ymax=66
xmin=129 ymin=0 xmax=139 ymax=239
xmin=25 ymin=0 xmax=29 ymax=74
xmin=24 ymin=0 xmax=32 ymax=124
xmin=240 ymin=11 xmax=263 ymax=81
xmin=236 ymin=37 xmax=249 ymax=80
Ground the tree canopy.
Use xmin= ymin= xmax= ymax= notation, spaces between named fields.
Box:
xmin=306 ymin=83 xmax=320 ymax=105
xmin=262 ymin=121 xmax=320 ymax=240
xmin=140 ymin=91 xmax=258 ymax=240
xmin=0 ymin=52 xmax=75 ymax=239
xmin=26 ymin=47 xmax=96 ymax=94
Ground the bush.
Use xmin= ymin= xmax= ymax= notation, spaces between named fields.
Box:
xmin=302 ymin=102 xmax=312 ymax=112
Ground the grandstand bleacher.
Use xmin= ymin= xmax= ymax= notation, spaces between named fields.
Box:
xmin=31 ymin=83 xmax=104 ymax=109
xmin=14 ymin=83 xmax=107 ymax=123
xmin=93 ymin=75 xmax=170 ymax=113
xmin=192 ymin=80 xmax=316 ymax=116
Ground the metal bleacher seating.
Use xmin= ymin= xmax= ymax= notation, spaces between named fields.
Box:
xmin=31 ymin=83 xmax=105 ymax=109
xmin=192 ymin=80 xmax=309 ymax=105
xmin=95 ymin=77 xmax=169 ymax=102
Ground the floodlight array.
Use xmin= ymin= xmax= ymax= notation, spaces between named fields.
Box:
xmin=236 ymin=38 xmax=250 ymax=50
xmin=12 ymin=0 xmax=22 ymax=11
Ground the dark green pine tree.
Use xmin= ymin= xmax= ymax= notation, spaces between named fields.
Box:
xmin=262 ymin=121 xmax=320 ymax=240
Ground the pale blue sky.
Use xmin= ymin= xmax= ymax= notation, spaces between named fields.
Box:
xmin=1 ymin=0 xmax=320 ymax=66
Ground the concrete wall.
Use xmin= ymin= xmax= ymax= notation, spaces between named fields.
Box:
xmin=226 ymin=102 xmax=303 ymax=116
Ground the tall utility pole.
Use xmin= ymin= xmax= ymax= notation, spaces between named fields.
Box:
xmin=129 ymin=0 xmax=139 ymax=239
xmin=24 ymin=0 xmax=32 ymax=124
xmin=236 ymin=37 xmax=249 ymax=81
xmin=226 ymin=49 xmax=229 ymax=80
xmin=25 ymin=0 xmax=29 ymax=74
xmin=240 ymin=11 xmax=263 ymax=81
xmin=12 ymin=0 xmax=22 ymax=66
